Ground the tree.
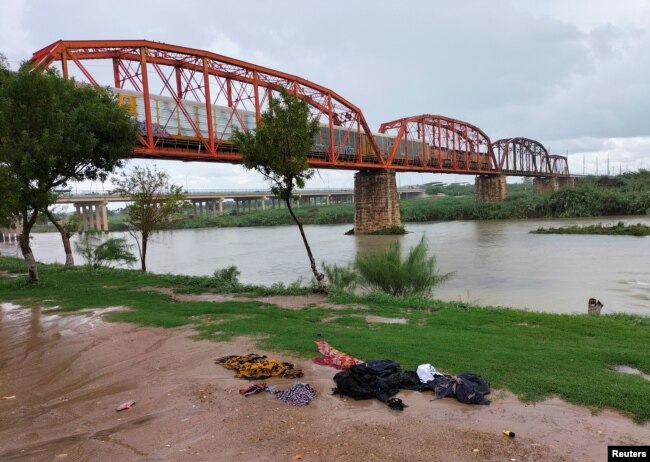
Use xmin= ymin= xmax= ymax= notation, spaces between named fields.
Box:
xmin=232 ymin=87 xmax=326 ymax=292
xmin=0 ymin=55 xmax=19 ymax=229
xmin=0 ymin=63 xmax=138 ymax=282
xmin=44 ymin=207 xmax=80 ymax=268
xmin=112 ymin=164 xmax=187 ymax=272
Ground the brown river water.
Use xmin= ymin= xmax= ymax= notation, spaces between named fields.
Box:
xmin=2 ymin=216 xmax=649 ymax=315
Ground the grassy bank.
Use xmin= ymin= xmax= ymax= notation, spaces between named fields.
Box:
xmin=531 ymin=221 xmax=650 ymax=236
xmin=1 ymin=256 xmax=649 ymax=422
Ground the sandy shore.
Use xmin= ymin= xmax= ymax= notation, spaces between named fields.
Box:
xmin=0 ymin=303 xmax=647 ymax=461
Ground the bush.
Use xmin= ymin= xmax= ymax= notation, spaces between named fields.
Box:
xmin=322 ymin=262 xmax=358 ymax=291
xmin=213 ymin=265 xmax=241 ymax=285
xmin=75 ymin=235 xmax=137 ymax=269
xmin=354 ymin=236 xmax=452 ymax=297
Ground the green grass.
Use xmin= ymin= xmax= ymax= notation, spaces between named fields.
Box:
xmin=1 ymin=256 xmax=649 ymax=423
xmin=532 ymin=221 xmax=650 ymax=236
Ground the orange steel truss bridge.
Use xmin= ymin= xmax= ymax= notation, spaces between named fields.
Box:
xmin=31 ymin=40 xmax=570 ymax=178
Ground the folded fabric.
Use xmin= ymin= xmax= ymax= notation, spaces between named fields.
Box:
xmin=313 ymin=339 xmax=364 ymax=369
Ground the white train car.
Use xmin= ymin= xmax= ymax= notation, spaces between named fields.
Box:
xmin=113 ymin=88 xmax=257 ymax=142
xmin=112 ymin=88 xmax=437 ymax=166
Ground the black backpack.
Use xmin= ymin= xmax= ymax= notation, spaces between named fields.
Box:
xmin=332 ymin=360 xmax=406 ymax=409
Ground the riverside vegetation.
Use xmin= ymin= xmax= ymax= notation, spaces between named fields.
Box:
xmin=1 ymin=255 xmax=649 ymax=423
xmin=531 ymin=221 xmax=650 ymax=236
xmin=87 ymin=171 xmax=650 ymax=231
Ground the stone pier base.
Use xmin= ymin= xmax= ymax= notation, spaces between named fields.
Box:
xmin=353 ymin=169 xmax=402 ymax=234
xmin=475 ymin=175 xmax=507 ymax=202
xmin=558 ymin=177 xmax=576 ymax=189
xmin=533 ymin=177 xmax=560 ymax=194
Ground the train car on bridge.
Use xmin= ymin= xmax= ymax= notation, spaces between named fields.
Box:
xmin=114 ymin=88 xmax=489 ymax=171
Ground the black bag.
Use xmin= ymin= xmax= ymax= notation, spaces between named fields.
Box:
xmin=333 ymin=360 xmax=405 ymax=409
xmin=398 ymin=370 xmax=436 ymax=392
xmin=433 ymin=373 xmax=491 ymax=405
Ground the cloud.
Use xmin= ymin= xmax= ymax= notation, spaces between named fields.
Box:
xmin=9 ymin=0 xmax=650 ymax=184
xmin=0 ymin=0 xmax=33 ymax=68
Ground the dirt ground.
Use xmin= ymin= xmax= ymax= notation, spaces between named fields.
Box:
xmin=0 ymin=302 xmax=647 ymax=462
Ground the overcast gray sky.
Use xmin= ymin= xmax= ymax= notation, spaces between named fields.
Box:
xmin=2 ymin=0 xmax=649 ymax=190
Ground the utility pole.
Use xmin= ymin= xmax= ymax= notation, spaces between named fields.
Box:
xmin=607 ymin=152 xmax=610 ymax=176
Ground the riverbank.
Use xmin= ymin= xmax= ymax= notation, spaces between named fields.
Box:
xmin=2 ymin=306 xmax=646 ymax=461
xmin=531 ymin=221 xmax=650 ymax=236
xmin=1 ymin=256 xmax=649 ymax=424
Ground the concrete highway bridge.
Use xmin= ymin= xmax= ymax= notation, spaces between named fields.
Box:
xmin=29 ymin=40 xmax=576 ymax=233
xmin=47 ymin=188 xmax=426 ymax=232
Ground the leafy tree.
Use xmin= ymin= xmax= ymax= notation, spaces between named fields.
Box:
xmin=0 ymin=54 xmax=19 ymax=229
xmin=232 ymin=87 xmax=326 ymax=292
xmin=43 ymin=207 xmax=80 ymax=268
xmin=0 ymin=63 xmax=138 ymax=281
xmin=112 ymin=164 xmax=187 ymax=272
xmin=0 ymin=168 xmax=20 ymax=229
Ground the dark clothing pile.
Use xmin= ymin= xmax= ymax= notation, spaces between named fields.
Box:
xmin=333 ymin=360 xmax=406 ymax=410
xmin=332 ymin=359 xmax=490 ymax=410
xmin=431 ymin=373 xmax=491 ymax=405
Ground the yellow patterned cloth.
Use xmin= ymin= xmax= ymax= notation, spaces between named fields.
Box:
xmin=215 ymin=354 xmax=304 ymax=380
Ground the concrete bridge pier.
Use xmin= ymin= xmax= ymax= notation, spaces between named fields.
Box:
xmin=74 ymin=201 xmax=108 ymax=232
xmin=558 ymin=177 xmax=576 ymax=189
xmin=0 ymin=219 xmax=23 ymax=243
xmin=353 ymin=169 xmax=401 ymax=234
xmin=475 ymin=175 xmax=507 ymax=202
xmin=533 ymin=176 xmax=576 ymax=194
xmin=533 ymin=177 xmax=559 ymax=194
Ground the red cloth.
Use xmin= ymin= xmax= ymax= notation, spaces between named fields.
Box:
xmin=313 ymin=339 xmax=363 ymax=369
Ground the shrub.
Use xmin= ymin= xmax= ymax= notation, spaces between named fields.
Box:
xmin=354 ymin=236 xmax=452 ymax=297
xmin=322 ymin=262 xmax=358 ymax=291
xmin=75 ymin=235 xmax=137 ymax=269
xmin=213 ymin=265 xmax=241 ymax=285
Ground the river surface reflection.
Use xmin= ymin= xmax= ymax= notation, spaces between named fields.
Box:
xmin=2 ymin=216 xmax=649 ymax=316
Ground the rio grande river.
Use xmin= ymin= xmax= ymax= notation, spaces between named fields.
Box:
xmin=2 ymin=216 xmax=649 ymax=316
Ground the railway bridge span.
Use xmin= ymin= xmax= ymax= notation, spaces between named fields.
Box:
xmin=31 ymin=40 xmax=573 ymax=233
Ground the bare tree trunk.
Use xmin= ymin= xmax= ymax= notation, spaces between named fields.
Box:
xmin=141 ymin=231 xmax=148 ymax=272
xmin=45 ymin=209 xmax=74 ymax=268
xmin=285 ymin=198 xmax=326 ymax=293
xmin=18 ymin=211 xmax=39 ymax=283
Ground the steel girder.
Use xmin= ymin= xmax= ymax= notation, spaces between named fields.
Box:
xmin=378 ymin=115 xmax=499 ymax=173
xmin=31 ymin=40 xmax=385 ymax=168
xmin=30 ymin=40 xmax=570 ymax=177
xmin=492 ymin=137 xmax=552 ymax=176
xmin=548 ymin=155 xmax=570 ymax=176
